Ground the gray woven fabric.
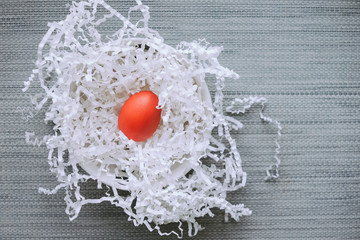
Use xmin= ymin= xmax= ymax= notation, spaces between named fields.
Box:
xmin=1 ymin=0 xmax=359 ymax=239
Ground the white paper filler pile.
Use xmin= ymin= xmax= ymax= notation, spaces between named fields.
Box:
xmin=22 ymin=0 xmax=281 ymax=237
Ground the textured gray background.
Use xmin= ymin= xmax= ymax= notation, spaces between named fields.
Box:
xmin=1 ymin=0 xmax=359 ymax=239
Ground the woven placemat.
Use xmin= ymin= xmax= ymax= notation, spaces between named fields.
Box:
xmin=1 ymin=0 xmax=359 ymax=239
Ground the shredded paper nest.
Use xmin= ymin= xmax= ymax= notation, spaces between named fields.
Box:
xmin=22 ymin=0 xmax=281 ymax=237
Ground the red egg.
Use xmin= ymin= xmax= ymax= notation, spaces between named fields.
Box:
xmin=118 ymin=91 xmax=162 ymax=142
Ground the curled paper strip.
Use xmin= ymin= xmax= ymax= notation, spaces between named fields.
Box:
xmin=24 ymin=0 xmax=281 ymax=237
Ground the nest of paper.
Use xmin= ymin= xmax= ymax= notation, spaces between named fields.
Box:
xmin=23 ymin=0 xmax=281 ymax=238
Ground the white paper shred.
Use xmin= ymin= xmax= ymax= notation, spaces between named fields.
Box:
xmin=24 ymin=0 xmax=281 ymax=238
